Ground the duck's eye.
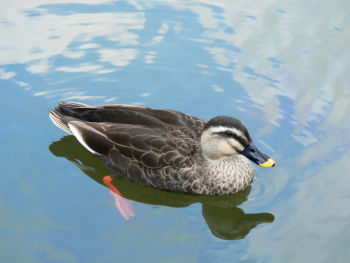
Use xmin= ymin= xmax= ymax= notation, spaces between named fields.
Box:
xmin=225 ymin=131 xmax=235 ymax=138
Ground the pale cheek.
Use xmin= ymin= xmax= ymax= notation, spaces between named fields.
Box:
xmin=217 ymin=141 xmax=236 ymax=155
xmin=202 ymin=140 xmax=220 ymax=159
xmin=229 ymin=139 xmax=245 ymax=152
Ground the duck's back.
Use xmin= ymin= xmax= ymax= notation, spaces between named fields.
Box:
xmin=51 ymin=102 xmax=204 ymax=139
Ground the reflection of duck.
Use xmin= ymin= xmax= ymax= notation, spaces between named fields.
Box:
xmin=49 ymin=102 xmax=275 ymax=195
xmin=49 ymin=136 xmax=274 ymax=240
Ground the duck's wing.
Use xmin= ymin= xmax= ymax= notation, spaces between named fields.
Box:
xmin=50 ymin=101 xmax=205 ymax=139
xmin=65 ymin=120 xmax=199 ymax=188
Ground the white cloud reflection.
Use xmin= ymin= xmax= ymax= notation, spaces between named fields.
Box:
xmin=158 ymin=23 xmax=169 ymax=34
xmin=78 ymin=43 xmax=100 ymax=49
xmin=26 ymin=60 xmax=50 ymax=74
xmin=16 ymin=81 xmax=29 ymax=87
xmin=0 ymin=4 xmax=145 ymax=72
xmin=55 ymin=64 xmax=104 ymax=73
xmin=0 ymin=69 xmax=16 ymax=79
xmin=98 ymin=49 xmax=139 ymax=67
xmin=145 ymin=51 xmax=157 ymax=64
xmin=212 ymin=84 xmax=223 ymax=92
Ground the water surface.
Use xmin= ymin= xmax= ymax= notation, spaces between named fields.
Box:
xmin=1 ymin=0 xmax=350 ymax=262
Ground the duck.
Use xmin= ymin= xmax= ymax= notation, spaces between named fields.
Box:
xmin=49 ymin=101 xmax=275 ymax=195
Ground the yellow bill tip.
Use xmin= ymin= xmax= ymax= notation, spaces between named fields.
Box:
xmin=259 ymin=158 xmax=275 ymax=167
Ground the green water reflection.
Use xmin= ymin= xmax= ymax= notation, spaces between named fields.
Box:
xmin=50 ymin=136 xmax=274 ymax=240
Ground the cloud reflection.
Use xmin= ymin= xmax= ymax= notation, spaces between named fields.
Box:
xmin=0 ymin=68 xmax=16 ymax=79
xmin=55 ymin=64 xmax=103 ymax=73
xmin=0 ymin=5 xmax=144 ymax=71
xmin=98 ymin=49 xmax=139 ymax=67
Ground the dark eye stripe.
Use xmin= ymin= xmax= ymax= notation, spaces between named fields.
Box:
xmin=231 ymin=145 xmax=240 ymax=152
xmin=217 ymin=131 xmax=247 ymax=147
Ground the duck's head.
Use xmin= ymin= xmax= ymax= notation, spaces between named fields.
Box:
xmin=201 ymin=116 xmax=275 ymax=167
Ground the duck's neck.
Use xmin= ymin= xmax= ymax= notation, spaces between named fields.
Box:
xmin=205 ymin=155 xmax=254 ymax=195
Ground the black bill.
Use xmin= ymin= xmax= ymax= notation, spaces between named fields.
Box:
xmin=241 ymin=142 xmax=275 ymax=167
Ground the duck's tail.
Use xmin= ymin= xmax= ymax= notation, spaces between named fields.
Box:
xmin=49 ymin=101 xmax=89 ymax=134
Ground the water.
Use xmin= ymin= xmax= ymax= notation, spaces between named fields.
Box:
xmin=1 ymin=0 xmax=350 ymax=262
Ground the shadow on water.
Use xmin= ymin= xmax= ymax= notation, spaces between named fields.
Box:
xmin=49 ymin=135 xmax=274 ymax=240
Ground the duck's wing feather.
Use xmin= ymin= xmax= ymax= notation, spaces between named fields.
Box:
xmin=52 ymin=101 xmax=205 ymax=139
xmin=67 ymin=120 xmax=199 ymax=188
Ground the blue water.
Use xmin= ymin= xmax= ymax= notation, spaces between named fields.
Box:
xmin=1 ymin=1 xmax=350 ymax=262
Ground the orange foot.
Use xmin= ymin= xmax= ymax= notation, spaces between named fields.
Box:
xmin=103 ymin=176 xmax=135 ymax=220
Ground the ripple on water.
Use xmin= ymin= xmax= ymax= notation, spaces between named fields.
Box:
xmin=245 ymin=172 xmax=280 ymax=211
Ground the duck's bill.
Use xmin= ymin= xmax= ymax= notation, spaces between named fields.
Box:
xmin=242 ymin=142 xmax=275 ymax=167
